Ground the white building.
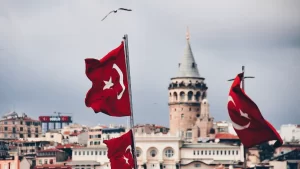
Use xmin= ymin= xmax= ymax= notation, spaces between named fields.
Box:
xmin=68 ymin=131 xmax=243 ymax=169
xmin=214 ymin=121 xmax=237 ymax=136
xmin=279 ymin=124 xmax=300 ymax=142
xmin=180 ymin=143 xmax=243 ymax=169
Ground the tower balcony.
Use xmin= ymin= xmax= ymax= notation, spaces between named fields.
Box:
xmin=168 ymin=102 xmax=200 ymax=106
xmin=168 ymin=82 xmax=208 ymax=91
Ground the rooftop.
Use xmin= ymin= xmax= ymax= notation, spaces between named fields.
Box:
xmin=182 ymin=143 xmax=240 ymax=148
xmin=176 ymin=27 xmax=200 ymax=78
xmin=215 ymin=133 xmax=239 ymax=140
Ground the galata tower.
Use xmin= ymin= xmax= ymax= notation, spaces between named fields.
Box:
xmin=168 ymin=28 xmax=214 ymax=140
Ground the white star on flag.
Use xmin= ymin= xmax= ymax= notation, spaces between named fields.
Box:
xmin=123 ymin=155 xmax=129 ymax=164
xmin=103 ymin=77 xmax=114 ymax=90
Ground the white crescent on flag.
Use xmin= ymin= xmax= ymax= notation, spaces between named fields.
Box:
xmin=113 ymin=63 xmax=125 ymax=100
xmin=228 ymin=96 xmax=251 ymax=130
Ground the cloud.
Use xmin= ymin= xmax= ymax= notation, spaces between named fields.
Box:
xmin=0 ymin=0 xmax=299 ymax=128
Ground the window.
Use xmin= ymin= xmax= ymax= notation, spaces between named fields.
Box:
xmin=20 ymin=121 xmax=23 ymax=125
xmin=228 ymin=150 xmax=230 ymax=155
xmin=136 ymin=149 xmax=141 ymax=157
xmin=209 ymin=151 xmax=211 ymax=155
xmin=100 ymin=151 xmax=102 ymax=155
xmin=216 ymin=150 xmax=219 ymax=155
xmin=201 ymin=150 xmax=203 ymax=155
xmin=236 ymin=150 xmax=238 ymax=155
xmin=39 ymin=160 xmax=42 ymax=165
xmin=95 ymin=151 xmax=98 ymax=155
xmin=74 ymin=151 xmax=77 ymax=155
xmin=4 ymin=127 xmax=7 ymax=131
xmin=4 ymin=121 xmax=7 ymax=125
xmin=180 ymin=92 xmax=185 ymax=101
xmin=164 ymin=149 xmax=174 ymax=158
xmin=28 ymin=134 xmax=31 ymax=138
xmin=197 ymin=151 xmax=199 ymax=155
xmin=224 ymin=151 xmax=226 ymax=155
xmin=20 ymin=127 xmax=23 ymax=131
xmin=83 ymin=151 xmax=85 ymax=155
xmin=232 ymin=150 xmax=234 ymax=155
xmin=44 ymin=159 xmax=48 ymax=164
xmin=91 ymin=151 xmax=93 ymax=155
xmin=87 ymin=151 xmax=89 ymax=155
xmin=188 ymin=91 xmax=193 ymax=101
xmin=195 ymin=92 xmax=201 ymax=101
xmin=181 ymin=114 xmax=184 ymax=119
xmin=150 ymin=150 xmax=157 ymax=157
xmin=104 ymin=151 xmax=106 ymax=155
xmin=193 ymin=150 xmax=196 ymax=155
xmin=189 ymin=107 xmax=191 ymax=111
xmin=79 ymin=151 xmax=81 ymax=155
xmin=186 ymin=130 xmax=192 ymax=139
xmin=213 ymin=151 xmax=215 ymax=155
xmin=220 ymin=151 xmax=222 ymax=155
xmin=195 ymin=163 xmax=201 ymax=167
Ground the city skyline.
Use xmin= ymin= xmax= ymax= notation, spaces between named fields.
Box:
xmin=0 ymin=0 xmax=300 ymax=128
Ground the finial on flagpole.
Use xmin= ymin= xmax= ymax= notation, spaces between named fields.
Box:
xmin=186 ymin=26 xmax=190 ymax=40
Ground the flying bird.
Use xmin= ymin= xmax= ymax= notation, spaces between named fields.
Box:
xmin=101 ymin=8 xmax=132 ymax=21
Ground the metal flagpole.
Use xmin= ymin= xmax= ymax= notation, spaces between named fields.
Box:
xmin=241 ymin=66 xmax=247 ymax=169
xmin=228 ymin=66 xmax=255 ymax=169
xmin=123 ymin=34 xmax=138 ymax=169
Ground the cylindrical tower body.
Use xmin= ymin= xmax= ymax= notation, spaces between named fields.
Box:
xmin=168 ymin=77 xmax=207 ymax=137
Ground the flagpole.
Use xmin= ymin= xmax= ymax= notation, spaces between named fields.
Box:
xmin=242 ymin=66 xmax=247 ymax=169
xmin=228 ymin=66 xmax=255 ymax=169
xmin=123 ymin=34 xmax=138 ymax=169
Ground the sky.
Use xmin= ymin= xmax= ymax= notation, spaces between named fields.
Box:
xmin=0 ymin=0 xmax=300 ymax=129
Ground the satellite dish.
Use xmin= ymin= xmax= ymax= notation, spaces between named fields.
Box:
xmin=215 ymin=138 xmax=220 ymax=143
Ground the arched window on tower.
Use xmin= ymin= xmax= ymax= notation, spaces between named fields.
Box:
xmin=180 ymin=92 xmax=185 ymax=101
xmin=181 ymin=114 xmax=184 ymax=119
xmin=195 ymin=92 xmax=201 ymax=101
xmin=188 ymin=91 xmax=193 ymax=101
xmin=173 ymin=92 xmax=178 ymax=101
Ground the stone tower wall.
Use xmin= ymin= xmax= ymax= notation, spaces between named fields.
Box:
xmin=168 ymin=77 xmax=207 ymax=136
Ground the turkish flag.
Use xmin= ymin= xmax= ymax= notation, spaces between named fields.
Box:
xmin=104 ymin=130 xmax=135 ymax=169
xmin=85 ymin=42 xmax=131 ymax=116
xmin=227 ymin=73 xmax=283 ymax=148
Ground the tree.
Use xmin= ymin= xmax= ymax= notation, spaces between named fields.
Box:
xmin=258 ymin=143 xmax=275 ymax=161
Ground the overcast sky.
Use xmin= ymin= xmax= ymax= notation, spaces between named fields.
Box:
xmin=0 ymin=0 xmax=299 ymax=129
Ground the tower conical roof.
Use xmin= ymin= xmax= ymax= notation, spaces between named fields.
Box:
xmin=176 ymin=27 xmax=200 ymax=78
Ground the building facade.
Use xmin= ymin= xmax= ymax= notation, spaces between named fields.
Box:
xmin=279 ymin=124 xmax=300 ymax=143
xmin=0 ymin=112 xmax=42 ymax=139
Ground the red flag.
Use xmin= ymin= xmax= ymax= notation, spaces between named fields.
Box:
xmin=104 ymin=130 xmax=135 ymax=169
xmin=227 ymin=73 xmax=283 ymax=148
xmin=85 ymin=42 xmax=131 ymax=117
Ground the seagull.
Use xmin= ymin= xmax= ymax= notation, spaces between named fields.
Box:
xmin=101 ymin=8 xmax=132 ymax=21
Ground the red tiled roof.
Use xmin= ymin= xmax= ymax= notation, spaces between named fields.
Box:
xmin=63 ymin=131 xmax=70 ymax=135
xmin=69 ymin=132 xmax=84 ymax=136
xmin=215 ymin=133 xmax=239 ymax=139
